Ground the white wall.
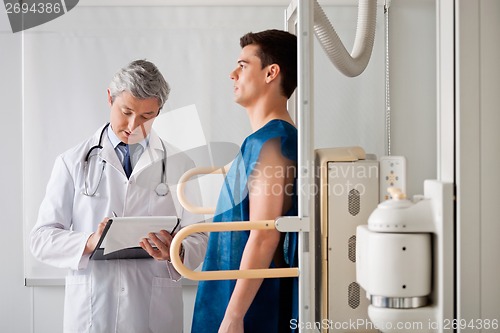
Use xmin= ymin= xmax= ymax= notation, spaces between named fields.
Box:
xmin=0 ymin=17 xmax=33 ymax=333
xmin=389 ymin=0 xmax=437 ymax=196
xmin=0 ymin=0 xmax=472 ymax=332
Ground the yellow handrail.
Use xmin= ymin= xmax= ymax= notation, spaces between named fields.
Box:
xmin=177 ymin=166 xmax=229 ymax=215
xmin=170 ymin=220 xmax=299 ymax=280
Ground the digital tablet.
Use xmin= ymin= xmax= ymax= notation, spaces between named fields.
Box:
xmin=90 ymin=216 xmax=180 ymax=260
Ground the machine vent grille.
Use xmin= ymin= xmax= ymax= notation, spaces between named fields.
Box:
xmin=348 ymin=189 xmax=360 ymax=216
xmin=348 ymin=282 xmax=361 ymax=309
xmin=348 ymin=235 xmax=356 ymax=262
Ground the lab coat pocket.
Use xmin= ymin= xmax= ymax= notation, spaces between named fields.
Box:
xmin=148 ymin=183 xmax=176 ymax=216
xmin=64 ymin=275 xmax=92 ymax=333
xmin=149 ymin=277 xmax=183 ymax=333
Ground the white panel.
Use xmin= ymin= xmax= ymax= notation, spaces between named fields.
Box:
xmin=33 ymin=287 xmax=65 ymax=333
xmin=22 ymin=5 xmax=283 ymax=281
xmin=480 ymin=0 xmax=500 ymax=322
xmin=455 ymin=0 xmax=482 ymax=328
xmin=436 ymin=0 xmax=455 ymax=183
xmin=327 ymin=160 xmax=379 ymax=332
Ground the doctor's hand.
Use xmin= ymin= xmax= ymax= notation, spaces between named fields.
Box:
xmin=140 ymin=230 xmax=183 ymax=262
xmin=83 ymin=218 xmax=110 ymax=255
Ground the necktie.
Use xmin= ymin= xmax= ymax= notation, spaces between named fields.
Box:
xmin=122 ymin=143 xmax=132 ymax=178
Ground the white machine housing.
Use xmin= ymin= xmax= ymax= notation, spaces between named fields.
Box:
xmin=357 ymin=227 xmax=432 ymax=300
xmin=356 ymin=180 xmax=454 ymax=332
xmin=314 ymin=147 xmax=379 ymax=332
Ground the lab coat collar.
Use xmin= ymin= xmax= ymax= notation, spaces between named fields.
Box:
xmin=133 ymin=129 xmax=164 ymax=175
xmin=106 ymin=124 xmax=149 ymax=151
xmin=96 ymin=125 xmax=124 ymax=175
xmin=94 ymin=125 xmax=164 ymax=178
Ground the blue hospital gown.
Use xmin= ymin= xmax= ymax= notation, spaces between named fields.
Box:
xmin=191 ymin=119 xmax=298 ymax=333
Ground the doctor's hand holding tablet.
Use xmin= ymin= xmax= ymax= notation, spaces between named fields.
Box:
xmin=84 ymin=212 xmax=183 ymax=261
xmin=140 ymin=229 xmax=185 ymax=262
xmin=83 ymin=218 xmax=110 ymax=256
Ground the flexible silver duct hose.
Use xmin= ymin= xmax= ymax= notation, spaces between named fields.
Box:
xmin=313 ymin=0 xmax=377 ymax=77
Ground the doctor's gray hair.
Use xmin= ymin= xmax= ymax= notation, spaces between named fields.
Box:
xmin=109 ymin=59 xmax=170 ymax=111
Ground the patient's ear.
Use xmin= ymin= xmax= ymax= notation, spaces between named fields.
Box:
xmin=266 ymin=64 xmax=280 ymax=83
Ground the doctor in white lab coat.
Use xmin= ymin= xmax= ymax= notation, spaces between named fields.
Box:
xmin=30 ymin=60 xmax=207 ymax=333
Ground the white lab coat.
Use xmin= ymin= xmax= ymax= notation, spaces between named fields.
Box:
xmin=31 ymin=125 xmax=208 ymax=333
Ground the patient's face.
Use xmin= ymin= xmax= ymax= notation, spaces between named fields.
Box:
xmin=229 ymin=44 xmax=268 ymax=108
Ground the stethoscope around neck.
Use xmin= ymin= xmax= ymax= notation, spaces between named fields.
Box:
xmin=82 ymin=123 xmax=169 ymax=197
